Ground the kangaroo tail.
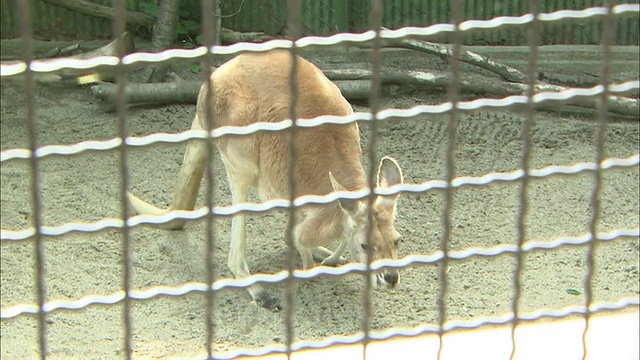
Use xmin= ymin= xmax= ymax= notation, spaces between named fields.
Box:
xmin=127 ymin=116 xmax=209 ymax=230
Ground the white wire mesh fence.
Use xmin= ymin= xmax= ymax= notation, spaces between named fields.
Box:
xmin=1 ymin=1 xmax=639 ymax=359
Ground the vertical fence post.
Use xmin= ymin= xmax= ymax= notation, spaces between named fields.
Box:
xmin=200 ymin=0 xmax=219 ymax=357
xmin=510 ymin=1 xmax=540 ymax=359
xmin=334 ymin=0 xmax=350 ymax=33
xmin=16 ymin=0 xmax=48 ymax=358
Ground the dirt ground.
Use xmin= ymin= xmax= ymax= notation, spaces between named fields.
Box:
xmin=1 ymin=45 xmax=639 ymax=359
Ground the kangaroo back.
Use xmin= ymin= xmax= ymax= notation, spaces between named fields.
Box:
xmin=204 ymin=50 xmax=366 ymax=201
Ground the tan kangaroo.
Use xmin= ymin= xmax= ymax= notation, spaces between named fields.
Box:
xmin=127 ymin=50 xmax=405 ymax=310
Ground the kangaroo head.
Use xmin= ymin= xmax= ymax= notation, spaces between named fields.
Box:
xmin=329 ymin=156 xmax=404 ymax=288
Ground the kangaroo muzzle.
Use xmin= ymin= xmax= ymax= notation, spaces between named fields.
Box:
xmin=376 ymin=269 xmax=399 ymax=288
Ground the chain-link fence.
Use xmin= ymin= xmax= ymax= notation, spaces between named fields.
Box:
xmin=1 ymin=0 xmax=639 ymax=359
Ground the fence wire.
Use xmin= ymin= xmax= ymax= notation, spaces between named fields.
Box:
xmin=1 ymin=2 xmax=639 ymax=360
xmin=510 ymin=0 xmax=540 ymax=357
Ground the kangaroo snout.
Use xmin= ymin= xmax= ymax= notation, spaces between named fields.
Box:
xmin=377 ymin=270 xmax=399 ymax=288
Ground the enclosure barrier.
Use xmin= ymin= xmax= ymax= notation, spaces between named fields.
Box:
xmin=1 ymin=1 xmax=639 ymax=359
xmin=2 ymin=0 xmax=639 ymax=44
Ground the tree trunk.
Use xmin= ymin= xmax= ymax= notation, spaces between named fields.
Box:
xmin=213 ymin=0 xmax=222 ymax=46
xmin=145 ymin=0 xmax=181 ymax=83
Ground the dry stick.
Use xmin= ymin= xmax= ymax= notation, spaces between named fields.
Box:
xmin=90 ymin=68 xmax=639 ymax=117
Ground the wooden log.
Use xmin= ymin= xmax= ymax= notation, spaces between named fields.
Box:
xmin=90 ymin=68 xmax=639 ymax=117
xmin=90 ymin=80 xmax=202 ymax=113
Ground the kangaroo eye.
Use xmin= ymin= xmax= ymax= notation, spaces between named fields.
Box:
xmin=361 ymin=243 xmax=369 ymax=251
xmin=393 ymin=237 xmax=401 ymax=246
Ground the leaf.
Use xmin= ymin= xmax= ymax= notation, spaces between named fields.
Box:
xmin=565 ymin=288 xmax=582 ymax=296
xmin=195 ymin=34 xmax=203 ymax=45
xmin=176 ymin=23 xmax=186 ymax=35
xmin=138 ymin=1 xmax=158 ymax=17
xmin=183 ymin=20 xmax=200 ymax=33
xmin=189 ymin=63 xmax=200 ymax=74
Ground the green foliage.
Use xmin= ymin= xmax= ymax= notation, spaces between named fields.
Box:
xmin=189 ymin=63 xmax=201 ymax=74
xmin=138 ymin=1 xmax=158 ymax=18
xmin=177 ymin=20 xmax=199 ymax=36
xmin=138 ymin=0 xmax=203 ymax=48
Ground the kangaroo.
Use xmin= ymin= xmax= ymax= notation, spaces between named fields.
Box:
xmin=127 ymin=50 xmax=405 ymax=310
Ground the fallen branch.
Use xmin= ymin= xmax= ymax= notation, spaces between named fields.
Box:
xmin=358 ymin=33 xmax=621 ymax=90
xmin=398 ymin=38 xmax=528 ymax=83
xmin=1 ymin=32 xmax=136 ymax=84
xmin=42 ymin=43 xmax=81 ymax=59
xmin=354 ymin=30 xmax=528 ymax=84
xmin=0 ymin=38 xmax=114 ymax=60
xmin=90 ymin=68 xmax=639 ymax=117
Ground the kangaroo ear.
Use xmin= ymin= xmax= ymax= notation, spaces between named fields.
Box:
xmin=377 ymin=156 xmax=403 ymax=188
xmin=329 ymin=171 xmax=360 ymax=215
xmin=376 ymin=156 xmax=403 ymax=209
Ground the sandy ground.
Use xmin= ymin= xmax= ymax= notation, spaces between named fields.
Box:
xmin=1 ymin=45 xmax=639 ymax=359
